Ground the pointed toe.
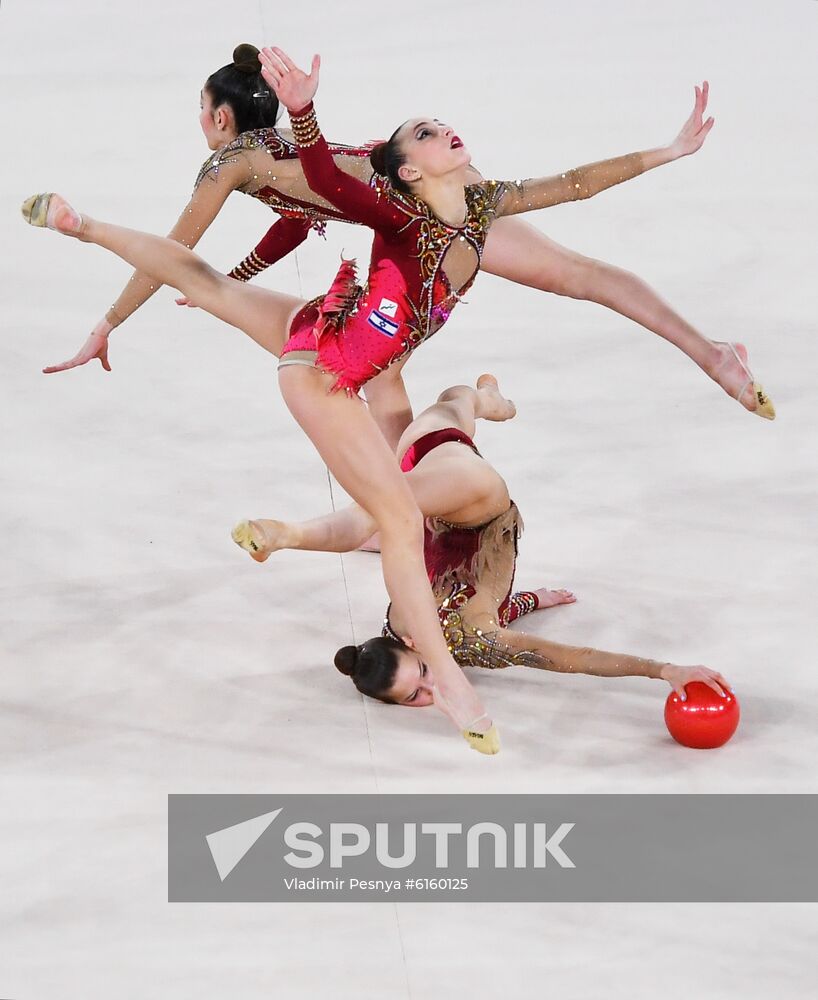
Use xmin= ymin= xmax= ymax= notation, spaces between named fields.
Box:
xmin=754 ymin=385 xmax=776 ymax=420
xmin=21 ymin=192 xmax=51 ymax=227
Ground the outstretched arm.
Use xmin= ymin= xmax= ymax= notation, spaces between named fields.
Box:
xmin=491 ymin=625 xmax=729 ymax=698
xmin=259 ymin=47 xmax=403 ymax=231
xmin=494 ymin=82 xmax=715 ymax=217
xmin=225 ymin=216 xmax=311 ymax=283
xmin=42 ymin=154 xmax=250 ymax=374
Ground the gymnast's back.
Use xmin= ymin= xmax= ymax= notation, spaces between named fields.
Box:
xmin=194 ymin=126 xmax=378 ymax=226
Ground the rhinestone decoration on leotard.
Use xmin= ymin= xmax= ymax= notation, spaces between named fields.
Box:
xmin=228 ymin=250 xmax=269 ymax=281
xmin=289 ymin=106 xmax=321 ymax=147
xmin=374 ymin=180 xmax=507 ymax=365
xmin=383 ymin=583 xmax=544 ymax=671
xmin=195 ymin=127 xmax=376 ymax=232
xmin=508 ymin=591 xmax=538 ymax=620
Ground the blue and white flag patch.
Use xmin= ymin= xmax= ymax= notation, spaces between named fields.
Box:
xmin=367 ymin=309 xmax=400 ymax=338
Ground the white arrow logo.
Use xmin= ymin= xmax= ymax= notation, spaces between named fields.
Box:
xmin=205 ymin=808 xmax=282 ymax=881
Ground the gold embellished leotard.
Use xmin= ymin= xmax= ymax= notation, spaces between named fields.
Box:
xmin=103 ymin=121 xmax=647 ymax=330
xmin=104 ymin=126 xmax=376 ymax=326
xmin=278 ymin=103 xmax=649 ymax=393
xmin=383 ymin=427 xmax=541 ymax=670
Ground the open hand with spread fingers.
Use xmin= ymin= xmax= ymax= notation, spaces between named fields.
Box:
xmin=258 ymin=46 xmax=320 ymax=113
xmin=660 ymin=663 xmax=731 ymax=700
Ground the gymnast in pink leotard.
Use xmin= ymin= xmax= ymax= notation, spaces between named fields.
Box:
xmin=274 ymin=93 xmax=640 ymax=392
xmin=44 ymin=44 xmax=771 ymax=433
xmin=22 ymin=46 xmax=738 ymax=755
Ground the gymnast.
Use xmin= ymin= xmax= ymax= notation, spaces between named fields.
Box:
xmin=41 ymin=44 xmax=773 ymax=430
xmin=232 ymin=374 xmax=730 ymax=709
xmin=21 ymin=46 xmax=737 ymax=753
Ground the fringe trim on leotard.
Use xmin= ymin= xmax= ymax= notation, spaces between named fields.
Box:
xmin=427 ymin=502 xmax=524 ymax=600
xmin=312 ymin=256 xmax=365 ymax=394
xmin=318 ymin=257 xmax=359 ymax=322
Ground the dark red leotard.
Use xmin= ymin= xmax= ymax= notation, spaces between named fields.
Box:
xmin=193 ymin=127 xmax=379 ymax=282
xmin=279 ymin=103 xmax=508 ymax=393
xmin=385 ymin=428 xmax=540 ymax=652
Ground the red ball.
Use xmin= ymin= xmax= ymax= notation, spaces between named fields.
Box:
xmin=664 ymin=681 xmax=740 ymax=749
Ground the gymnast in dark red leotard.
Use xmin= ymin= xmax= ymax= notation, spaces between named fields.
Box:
xmin=271 ymin=86 xmax=652 ymax=393
xmin=42 ymin=44 xmax=771 ymax=432
xmin=275 ymin=96 xmax=515 ymax=391
xmin=22 ymin=46 xmax=741 ymax=755
xmin=228 ymin=373 xmax=730 ymax=711
xmin=395 ymin=423 xmax=540 ymax=636
xmin=26 ymin=46 xmax=543 ymax=752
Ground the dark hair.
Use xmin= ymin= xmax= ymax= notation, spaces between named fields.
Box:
xmin=334 ymin=636 xmax=407 ymax=702
xmin=369 ymin=123 xmax=411 ymax=194
xmin=204 ymin=44 xmax=280 ymax=134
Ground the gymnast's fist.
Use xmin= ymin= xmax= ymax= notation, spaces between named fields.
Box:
xmin=259 ymin=46 xmax=320 ymax=114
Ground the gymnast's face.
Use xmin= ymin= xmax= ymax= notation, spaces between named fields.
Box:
xmin=199 ymin=87 xmax=237 ymax=150
xmin=394 ymin=118 xmax=471 ymax=185
xmin=386 ymin=645 xmax=436 ymax=708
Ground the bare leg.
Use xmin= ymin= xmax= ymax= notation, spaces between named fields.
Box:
xmin=271 ymin=364 xmax=492 ymax=743
xmin=242 ymin=374 xmax=517 ymax=561
xmin=482 ymin=216 xmax=770 ymax=414
xmin=237 ymin=406 xmax=513 ymax=562
xmin=396 ymin=374 xmax=516 ymax=459
xmin=364 ymin=368 xmax=516 ymax=460
xmin=367 ymin=374 xmax=518 ymax=556
xmin=362 ymin=356 xmax=414 ymax=453
xmin=233 ymin=505 xmax=376 ymax=561
xmin=30 ymin=195 xmax=301 ymax=357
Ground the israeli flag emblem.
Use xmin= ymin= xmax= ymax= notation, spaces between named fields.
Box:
xmin=367 ymin=309 xmax=400 ymax=338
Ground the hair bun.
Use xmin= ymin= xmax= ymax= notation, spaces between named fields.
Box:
xmin=369 ymin=142 xmax=388 ymax=176
xmin=233 ymin=43 xmax=261 ymax=74
xmin=334 ymin=645 xmax=360 ymax=677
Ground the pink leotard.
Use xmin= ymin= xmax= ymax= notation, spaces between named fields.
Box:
xmin=279 ymin=103 xmax=508 ymax=393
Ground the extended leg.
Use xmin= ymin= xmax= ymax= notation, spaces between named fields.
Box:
xmin=362 ymin=357 xmax=414 ymax=453
xmin=396 ymin=374 xmax=516 ymax=459
xmin=24 ymin=194 xmax=301 ymax=357
xmin=241 ymin=375 xmax=516 ymax=562
xmin=482 ymin=216 xmax=772 ymax=415
xmin=273 ymin=365 xmax=494 ymax=746
xmin=233 ymin=504 xmax=377 ymax=561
